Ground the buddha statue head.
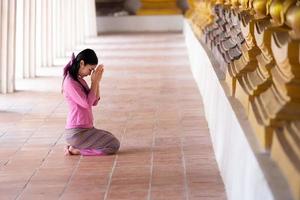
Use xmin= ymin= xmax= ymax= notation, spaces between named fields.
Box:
xmin=252 ymin=0 xmax=269 ymax=18
xmin=187 ymin=0 xmax=197 ymax=9
xmin=205 ymin=0 xmax=217 ymax=8
xmin=224 ymin=0 xmax=230 ymax=5
xmin=285 ymin=2 xmax=300 ymax=38
xmin=215 ymin=0 xmax=225 ymax=5
xmin=239 ymin=0 xmax=250 ymax=10
xmin=231 ymin=0 xmax=240 ymax=7
xmin=270 ymin=0 xmax=296 ymax=25
xmin=269 ymin=0 xmax=284 ymax=24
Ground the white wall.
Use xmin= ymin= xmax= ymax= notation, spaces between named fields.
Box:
xmin=98 ymin=15 xmax=183 ymax=33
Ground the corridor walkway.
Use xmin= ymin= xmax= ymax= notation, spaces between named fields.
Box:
xmin=0 ymin=33 xmax=225 ymax=200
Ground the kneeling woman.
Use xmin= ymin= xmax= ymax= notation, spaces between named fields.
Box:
xmin=62 ymin=49 xmax=120 ymax=156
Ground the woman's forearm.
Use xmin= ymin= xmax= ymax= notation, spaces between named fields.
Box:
xmin=96 ymin=83 xmax=100 ymax=99
xmin=90 ymin=81 xmax=98 ymax=96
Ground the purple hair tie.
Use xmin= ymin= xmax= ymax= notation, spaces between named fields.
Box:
xmin=63 ymin=52 xmax=76 ymax=78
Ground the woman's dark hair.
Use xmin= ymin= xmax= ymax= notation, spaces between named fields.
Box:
xmin=63 ymin=48 xmax=98 ymax=94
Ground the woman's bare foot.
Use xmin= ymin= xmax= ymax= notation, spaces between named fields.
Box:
xmin=69 ymin=146 xmax=80 ymax=155
xmin=64 ymin=145 xmax=81 ymax=155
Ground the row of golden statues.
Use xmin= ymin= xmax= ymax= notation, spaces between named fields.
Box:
xmin=186 ymin=0 xmax=300 ymax=199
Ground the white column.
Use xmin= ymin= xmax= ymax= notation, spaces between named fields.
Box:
xmin=65 ymin=0 xmax=72 ymax=54
xmin=41 ymin=0 xmax=47 ymax=67
xmin=79 ymin=0 xmax=85 ymax=44
xmin=1 ymin=0 xmax=8 ymax=93
xmin=15 ymin=0 xmax=24 ymax=79
xmin=84 ymin=0 xmax=97 ymax=38
xmin=29 ymin=0 xmax=36 ymax=77
xmin=23 ymin=0 xmax=29 ymax=77
xmin=0 ymin=0 xmax=16 ymax=93
xmin=84 ymin=0 xmax=90 ymax=38
xmin=58 ymin=0 xmax=64 ymax=57
xmin=46 ymin=0 xmax=52 ymax=67
xmin=59 ymin=0 xmax=66 ymax=57
xmin=71 ymin=0 xmax=76 ymax=49
xmin=54 ymin=0 xmax=63 ymax=59
xmin=35 ymin=0 xmax=41 ymax=70
xmin=89 ymin=0 xmax=97 ymax=37
xmin=23 ymin=0 xmax=35 ymax=78
xmin=52 ymin=0 xmax=58 ymax=62
xmin=7 ymin=0 xmax=16 ymax=92
xmin=0 ymin=0 xmax=3 ymax=89
xmin=75 ymin=0 xmax=81 ymax=45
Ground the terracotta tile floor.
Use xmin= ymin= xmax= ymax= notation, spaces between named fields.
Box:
xmin=0 ymin=33 xmax=226 ymax=200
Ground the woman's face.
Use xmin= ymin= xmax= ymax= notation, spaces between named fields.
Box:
xmin=78 ymin=60 xmax=96 ymax=77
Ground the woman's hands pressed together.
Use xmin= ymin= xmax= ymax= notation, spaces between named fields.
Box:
xmin=90 ymin=64 xmax=104 ymax=99
xmin=91 ymin=64 xmax=104 ymax=83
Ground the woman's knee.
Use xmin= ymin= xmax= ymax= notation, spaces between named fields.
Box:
xmin=112 ymin=137 xmax=120 ymax=153
xmin=103 ymin=137 xmax=120 ymax=155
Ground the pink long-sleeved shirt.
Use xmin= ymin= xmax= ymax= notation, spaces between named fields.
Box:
xmin=63 ymin=74 xmax=100 ymax=129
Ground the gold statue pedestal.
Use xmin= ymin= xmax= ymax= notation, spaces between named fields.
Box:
xmin=137 ymin=0 xmax=181 ymax=15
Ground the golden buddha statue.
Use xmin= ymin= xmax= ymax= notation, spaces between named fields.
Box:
xmin=285 ymin=2 xmax=300 ymax=38
xmin=252 ymin=0 xmax=271 ymax=18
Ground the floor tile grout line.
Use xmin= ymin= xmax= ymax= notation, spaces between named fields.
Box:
xmin=147 ymin=95 xmax=159 ymax=200
xmin=3 ymin=127 xmax=38 ymax=166
xmin=55 ymin=110 xmax=83 ymax=198
xmin=58 ymin=156 xmax=82 ymax=199
xmin=14 ymin=131 xmax=65 ymax=200
xmin=14 ymin=154 xmax=48 ymax=200
xmin=147 ymin=105 xmax=158 ymax=200
xmin=103 ymin=115 xmax=129 ymax=200
xmin=147 ymin=135 xmax=155 ymax=200
xmin=0 ymin=101 xmax=61 ymax=166
xmin=178 ymin=62 xmax=190 ymax=200
xmin=10 ymin=106 xmax=62 ymax=199
xmin=14 ymin=101 xmax=69 ymax=199
xmin=181 ymin=134 xmax=190 ymax=200
xmin=102 ymin=149 xmax=119 ymax=200
xmin=3 ymin=100 xmax=62 ymax=167
xmin=0 ymin=131 xmax=6 ymax=138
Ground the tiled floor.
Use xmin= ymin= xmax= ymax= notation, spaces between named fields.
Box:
xmin=0 ymin=33 xmax=226 ymax=200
